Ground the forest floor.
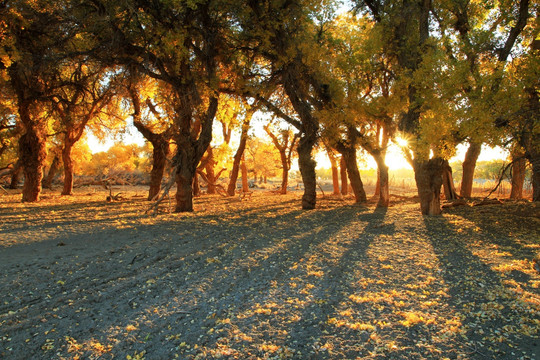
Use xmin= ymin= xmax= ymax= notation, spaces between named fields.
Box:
xmin=0 ymin=185 xmax=539 ymax=360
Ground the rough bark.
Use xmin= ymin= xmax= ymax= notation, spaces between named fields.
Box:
xmin=19 ymin=125 xmax=47 ymax=202
xmin=341 ymin=148 xmax=367 ymax=203
xmin=532 ymin=157 xmax=540 ymax=202
xmin=510 ymin=155 xmax=526 ymax=200
xmin=149 ymin=139 xmax=169 ymax=200
xmin=460 ymin=142 xmax=481 ymax=198
xmin=61 ymin=144 xmax=75 ymax=195
xmin=326 ymin=149 xmax=340 ymax=195
xmin=340 ymin=156 xmax=348 ymax=195
xmin=414 ymin=158 xmax=445 ymax=215
xmin=442 ymin=160 xmax=459 ymax=200
xmin=241 ymin=155 xmax=249 ymax=192
xmin=373 ymin=154 xmax=389 ymax=207
xmin=227 ymin=123 xmax=249 ymax=196
xmin=297 ymin=134 xmax=317 ymax=209
xmin=205 ymin=146 xmax=217 ymax=194
xmin=193 ymin=173 xmax=201 ymax=197
xmin=43 ymin=153 xmax=60 ymax=190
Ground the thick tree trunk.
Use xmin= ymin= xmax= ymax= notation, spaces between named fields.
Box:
xmin=327 ymin=150 xmax=340 ymax=195
xmin=340 ymin=156 xmax=348 ymax=195
xmin=241 ymin=155 xmax=249 ymax=193
xmin=43 ymin=154 xmax=60 ymax=190
xmin=175 ymin=165 xmax=194 ymax=212
xmin=148 ymin=139 xmax=169 ymax=201
xmin=460 ymin=142 xmax=481 ymax=198
xmin=531 ymin=156 xmax=540 ymax=202
xmin=373 ymin=154 xmax=389 ymax=207
xmin=19 ymin=126 xmax=46 ymax=202
xmin=280 ymin=156 xmax=289 ymax=194
xmin=510 ymin=155 xmax=526 ymax=200
xmin=297 ymin=134 xmax=317 ymax=209
xmin=61 ymin=144 xmax=74 ymax=195
xmin=442 ymin=160 xmax=459 ymax=200
xmin=227 ymin=123 xmax=249 ymax=196
xmin=342 ymin=149 xmax=367 ymax=203
xmin=414 ymin=158 xmax=444 ymax=215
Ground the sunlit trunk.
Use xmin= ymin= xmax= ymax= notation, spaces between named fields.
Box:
xmin=328 ymin=153 xmax=340 ymax=195
xmin=241 ymin=155 xmax=249 ymax=192
xmin=227 ymin=123 xmax=249 ymax=196
xmin=373 ymin=154 xmax=389 ymax=207
xmin=442 ymin=160 xmax=458 ymax=200
xmin=192 ymin=174 xmax=201 ymax=197
xmin=205 ymin=146 xmax=216 ymax=194
xmin=414 ymin=158 xmax=444 ymax=215
xmin=460 ymin=142 xmax=481 ymax=198
xmin=510 ymin=155 xmax=526 ymax=200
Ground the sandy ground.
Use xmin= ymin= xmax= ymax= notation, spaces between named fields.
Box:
xmin=1 ymin=185 xmax=539 ymax=360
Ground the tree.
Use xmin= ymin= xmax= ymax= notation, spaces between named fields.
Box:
xmin=227 ymin=101 xmax=255 ymax=196
xmin=84 ymin=0 xmax=235 ymax=212
xmin=264 ymin=122 xmax=298 ymax=194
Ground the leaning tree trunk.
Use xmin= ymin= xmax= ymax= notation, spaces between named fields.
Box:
xmin=227 ymin=122 xmax=249 ymax=196
xmin=373 ymin=154 xmax=389 ymax=207
xmin=61 ymin=143 xmax=75 ymax=195
xmin=19 ymin=125 xmax=47 ymax=202
xmin=510 ymin=155 xmax=526 ymax=200
xmin=297 ymin=133 xmax=317 ymax=209
xmin=414 ymin=158 xmax=445 ymax=215
xmin=279 ymin=150 xmax=289 ymax=194
xmin=442 ymin=160 xmax=459 ymax=201
xmin=148 ymin=139 xmax=169 ymax=201
xmin=342 ymin=149 xmax=367 ymax=203
xmin=460 ymin=142 xmax=481 ymax=198
xmin=43 ymin=153 xmax=60 ymax=190
xmin=340 ymin=156 xmax=348 ymax=195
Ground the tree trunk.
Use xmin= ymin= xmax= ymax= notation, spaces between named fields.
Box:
xmin=19 ymin=126 xmax=46 ymax=202
xmin=193 ymin=174 xmax=201 ymax=197
xmin=342 ymin=149 xmax=367 ymax=203
xmin=227 ymin=122 xmax=249 ymax=196
xmin=241 ymin=155 xmax=249 ymax=192
xmin=340 ymin=156 xmax=348 ymax=195
xmin=61 ymin=143 xmax=75 ymax=195
xmin=510 ymin=155 xmax=526 ymax=200
xmin=373 ymin=154 xmax=389 ymax=207
xmin=9 ymin=161 xmax=22 ymax=189
xmin=414 ymin=158 xmax=444 ymax=215
xmin=460 ymin=142 xmax=481 ymax=198
xmin=280 ymin=154 xmax=289 ymax=194
xmin=205 ymin=146 xmax=217 ymax=194
xmin=297 ymin=134 xmax=317 ymax=209
xmin=43 ymin=154 xmax=60 ymax=190
xmin=327 ymin=151 xmax=340 ymax=195
xmin=148 ymin=139 xmax=169 ymax=201
xmin=530 ymin=155 xmax=540 ymax=202
xmin=442 ymin=160 xmax=459 ymax=200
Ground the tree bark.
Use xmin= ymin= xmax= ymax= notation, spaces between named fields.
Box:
xmin=532 ymin=157 xmax=540 ymax=202
xmin=297 ymin=133 xmax=317 ymax=209
xmin=227 ymin=124 xmax=249 ymax=196
xmin=205 ymin=146 xmax=217 ymax=194
xmin=342 ymin=148 xmax=367 ymax=203
xmin=43 ymin=153 xmax=60 ymax=190
xmin=241 ymin=154 xmax=249 ymax=193
xmin=327 ymin=149 xmax=340 ymax=195
xmin=373 ymin=154 xmax=389 ymax=207
xmin=19 ymin=125 xmax=47 ymax=202
xmin=460 ymin=142 xmax=482 ymax=198
xmin=340 ymin=156 xmax=348 ymax=195
xmin=414 ymin=158 xmax=444 ymax=215
xmin=149 ymin=138 xmax=169 ymax=200
xmin=442 ymin=160 xmax=459 ymax=200
xmin=510 ymin=155 xmax=526 ymax=200
xmin=193 ymin=173 xmax=201 ymax=197
xmin=61 ymin=143 xmax=75 ymax=195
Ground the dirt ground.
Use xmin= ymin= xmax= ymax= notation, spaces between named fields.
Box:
xmin=0 ymin=186 xmax=539 ymax=360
